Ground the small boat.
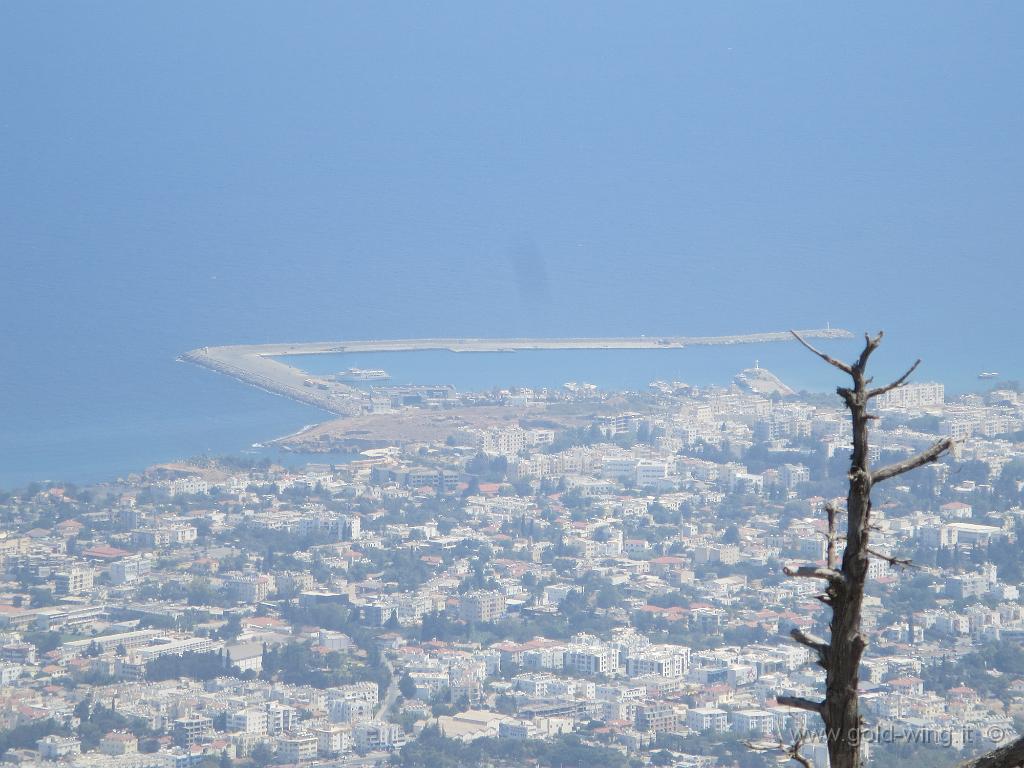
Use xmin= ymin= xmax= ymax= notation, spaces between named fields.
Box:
xmin=978 ymin=372 xmax=999 ymax=380
xmin=337 ymin=367 xmax=390 ymax=382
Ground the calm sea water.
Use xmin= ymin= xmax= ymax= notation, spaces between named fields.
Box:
xmin=286 ymin=343 xmax=872 ymax=394
xmin=2 ymin=2 xmax=1022 ymax=489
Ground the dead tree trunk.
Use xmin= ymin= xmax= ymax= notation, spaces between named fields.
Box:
xmin=778 ymin=331 xmax=953 ymax=768
xmin=957 ymin=737 xmax=1024 ymax=768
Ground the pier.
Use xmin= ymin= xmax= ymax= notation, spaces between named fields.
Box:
xmin=181 ymin=328 xmax=854 ymax=415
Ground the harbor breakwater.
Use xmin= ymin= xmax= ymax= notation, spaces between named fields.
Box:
xmin=180 ymin=329 xmax=854 ymax=415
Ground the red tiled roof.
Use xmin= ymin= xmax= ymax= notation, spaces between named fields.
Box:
xmin=82 ymin=545 xmax=130 ymax=560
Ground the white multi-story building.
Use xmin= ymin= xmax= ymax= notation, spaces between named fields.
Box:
xmin=459 ymin=591 xmax=507 ymax=623
xmin=624 ymin=645 xmax=690 ymax=679
xmin=167 ymin=477 xmax=209 ymax=497
xmin=312 ymin=724 xmax=352 ymax=756
xmin=563 ymin=638 xmax=618 ymax=676
xmin=687 ymin=707 xmax=729 ymax=733
xmin=132 ymin=636 xmax=219 ymax=662
xmin=353 ymin=721 xmax=403 ymax=752
xmin=226 ymin=573 xmax=274 ymax=603
xmin=37 ymin=736 xmax=82 ymax=759
xmin=329 ymin=697 xmax=373 ymax=724
xmin=276 ymin=733 xmax=317 ymax=762
xmin=264 ymin=702 xmax=296 ymax=735
xmin=0 ymin=662 xmax=22 ymax=686
xmin=875 ymin=382 xmax=945 ymax=409
xmin=337 ymin=514 xmax=362 ymax=541
xmin=55 ymin=567 xmax=94 ymax=596
xmin=779 ymin=463 xmax=810 ymax=489
xmin=227 ymin=708 xmax=268 ymax=735
xmin=482 ymin=426 xmax=527 ymax=457
xmin=110 ymin=555 xmax=153 ymax=585
xmin=732 ymin=709 xmax=775 ymax=738
xmin=635 ymin=461 xmax=668 ymax=488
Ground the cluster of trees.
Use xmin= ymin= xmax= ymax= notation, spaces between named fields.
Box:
xmin=0 ymin=702 xmax=157 ymax=757
xmin=923 ymin=640 xmax=1024 ymax=703
xmin=72 ymin=700 xmax=150 ymax=751
xmin=282 ymin=601 xmax=352 ymax=633
xmin=465 ymin=452 xmax=509 ymax=482
xmin=357 ymin=548 xmax=433 ymax=592
xmin=260 ymin=642 xmax=387 ymax=690
xmin=0 ymin=719 xmax=67 ymax=756
xmin=146 ymin=651 xmax=234 ymax=682
xmin=543 ymin=421 xmax=660 ymax=455
xmin=22 ymin=630 xmax=63 ymax=654
xmin=276 ymin=602 xmax=393 ymax=692
xmin=141 ymin=640 xmax=392 ymax=692
xmin=396 ymin=727 xmax=633 ymax=768
xmin=418 ymin=586 xmax=620 ymax=647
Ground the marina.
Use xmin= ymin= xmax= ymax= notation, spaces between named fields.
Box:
xmin=181 ymin=328 xmax=854 ymax=415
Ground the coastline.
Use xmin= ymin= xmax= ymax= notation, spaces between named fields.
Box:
xmin=268 ymin=423 xmax=319 ymax=445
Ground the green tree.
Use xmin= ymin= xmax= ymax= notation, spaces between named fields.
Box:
xmin=399 ymin=673 xmax=417 ymax=699
xmin=250 ymin=743 xmax=273 ymax=767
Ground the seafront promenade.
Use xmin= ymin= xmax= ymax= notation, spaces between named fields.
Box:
xmin=180 ymin=328 xmax=853 ymax=415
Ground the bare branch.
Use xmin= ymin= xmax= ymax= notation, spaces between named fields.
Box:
xmin=867 ymin=548 xmax=917 ymax=570
xmin=791 ymin=330 xmax=853 ymax=375
xmin=956 ymin=736 xmax=1024 ymax=768
xmin=868 ymin=359 xmax=921 ymax=400
xmin=776 ymin=696 xmax=825 ymax=714
xmin=790 ymin=627 xmax=829 ymax=654
xmin=783 ymin=565 xmax=846 ymax=585
xmin=791 ymin=627 xmax=830 ymax=669
xmin=854 ymin=331 xmax=884 ymax=373
xmin=787 ymin=736 xmax=815 ymax=768
xmin=871 ymin=438 xmax=954 ymax=484
xmin=744 ymin=738 xmax=815 ymax=768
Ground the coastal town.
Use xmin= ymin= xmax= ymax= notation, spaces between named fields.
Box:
xmin=2 ymin=366 xmax=1024 ymax=768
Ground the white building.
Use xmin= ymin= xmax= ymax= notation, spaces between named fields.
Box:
xmin=227 ymin=709 xmax=268 ymax=735
xmin=353 ymin=721 xmax=403 ymax=752
xmin=687 ymin=707 xmax=729 ymax=733
xmin=276 ymin=733 xmax=317 ymax=762
xmin=313 ymin=724 xmax=352 ymax=756
xmin=563 ymin=640 xmax=618 ymax=675
xmin=110 ymin=555 xmax=153 ymax=585
xmin=482 ymin=426 xmax=527 ymax=457
xmin=875 ymin=382 xmax=945 ymax=409
xmin=732 ymin=709 xmax=775 ymax=738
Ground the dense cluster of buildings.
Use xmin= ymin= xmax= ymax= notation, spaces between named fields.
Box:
xmin=1 ymin=371 xmax=1024 ymax=766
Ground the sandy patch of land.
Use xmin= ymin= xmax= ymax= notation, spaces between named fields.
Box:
xmin=273 ymin=402 xmax=612 ymax=452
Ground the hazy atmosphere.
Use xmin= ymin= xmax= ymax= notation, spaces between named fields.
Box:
xmin=3 ymin=2 xmax=1023 ymax=484
xmin=2 ymin=5 xmax=1023 ymax=768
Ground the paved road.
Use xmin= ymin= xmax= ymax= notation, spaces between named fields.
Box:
xmin=374 ymin=657 xmax=399 ymax=721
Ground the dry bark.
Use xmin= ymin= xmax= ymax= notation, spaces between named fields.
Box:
xmin=957 ymin=738 xmax=1024 ymax=768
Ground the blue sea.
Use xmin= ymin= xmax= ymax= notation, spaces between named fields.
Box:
xmin=2 ymin=2 xmax=1023 ymax=490
xmin=285 ymin=344 xmax=873 ymax=394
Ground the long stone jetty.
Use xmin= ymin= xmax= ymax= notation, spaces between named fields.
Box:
xmin=181 ymin=328 xmax=853 ymax=414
